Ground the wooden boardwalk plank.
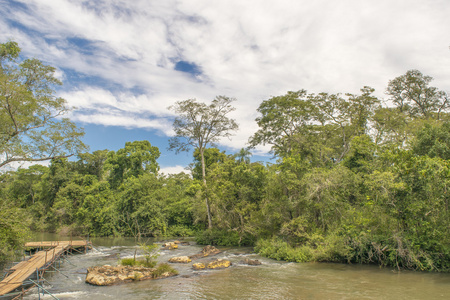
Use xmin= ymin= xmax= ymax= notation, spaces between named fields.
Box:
xmin=25 ymin=240 xmax=89 ymax=248
xmin=0 ymin=240 xmax=88 ymax=296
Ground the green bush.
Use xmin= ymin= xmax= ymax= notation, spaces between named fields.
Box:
xmin=120 ymin=257 xmax=137 ymax=266
xmin=255 ymin=237 xmax=311 ymax=262
xmin=119 ymin=257 xmax=156 ymax=268
xmin=152 ymin=263 xmax=178 ymax=278
xmin=255 ymin=234 xmax=351 ymax=263
xmin=166 ymin=225 xmax=196 ymax=237
xmin=195 ymin=229 xmax=255 ymax=246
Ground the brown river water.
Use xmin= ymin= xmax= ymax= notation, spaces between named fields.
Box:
xmin=13 ymin=233 xmax=450 ymax=299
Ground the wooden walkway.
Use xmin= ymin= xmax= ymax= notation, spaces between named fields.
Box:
xmin=24 ymin=240 xmax=89 ymax=249
xmin=0 ymin=240 xmax=90 ymax=298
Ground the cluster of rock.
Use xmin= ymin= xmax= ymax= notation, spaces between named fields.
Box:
xmin=169 ymin=245 xmax=223 ymax=269
xmin=188 ymin=245 xmax=221 ymax=259
xmin=161 ymin=241 xmax=178 ymax=250
xmin=161 ymin=240 xmax=190 ymax=250
xmin=168 ymin=245 xmax=233 ymax=270
xmin=85 ymin=265 xmax=175 ymax=286
xmin=86 ymin=242 xmax=262 ymax=286
xmin=168 ymin=245 xmax=262 ymax=269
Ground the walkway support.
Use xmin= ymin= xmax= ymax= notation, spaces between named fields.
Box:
xmin=0 ymin=240 xmax=91 ymax=299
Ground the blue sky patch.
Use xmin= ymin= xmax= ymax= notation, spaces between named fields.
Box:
xmin=174 ymin=60 xmax=202 ymax=77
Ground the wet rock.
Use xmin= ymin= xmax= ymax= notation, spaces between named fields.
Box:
xmin=168 ymin=256 xmax=192 ymax=263
xmin=192 ymin=259 xmax=232 ymax=270
xmin=240 ymin=258 xmax=262 ymax=265
xmin=161 ymin=242 xmax=178 ymax=250
xmin=85 ymin=265 xmax=177 ymax=286
xmin=207 ymin=259 xmax=231 ymax=269
xmin=192 ymin=262 xmax=206 ymax=270
xmin=189 ymin=245 xmax=221 ymax=259
xmin=174 ymin=240 xmax=190 ymax=246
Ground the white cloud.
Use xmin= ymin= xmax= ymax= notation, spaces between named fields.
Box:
xmin=0 ymin=157 xmax=50 ymax=173
xmin=159 ymin=165 xmax=189 ymax=175
xmin=2 ymin=0 xmax=450 ymax=168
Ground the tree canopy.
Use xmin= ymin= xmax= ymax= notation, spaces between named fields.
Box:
xmin=0 ymin=41 xmax=86 ymax=169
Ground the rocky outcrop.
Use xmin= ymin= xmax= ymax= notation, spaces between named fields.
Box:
xmin=168 ymin=256 xmax=192 ymax=263
xmin=189 ymin=245 xmax=221 ymax=260
xmin=192 ymin=259 xmax=231 ymax=270
xmin=240 ymin=258 xmax=262 ymax=265
xmin=85 ymin=265 xmax=176 ymax=286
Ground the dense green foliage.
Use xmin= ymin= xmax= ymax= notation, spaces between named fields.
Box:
xmin=0 ymin=141 xmax=198 ymax=258
xmin=0 ymin=43 xmax=448 ymax=271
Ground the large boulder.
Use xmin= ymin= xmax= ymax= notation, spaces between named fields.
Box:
xmin=189 ymin=245 xmax=221 ymax=259
xmin=168 ymin=256 xmax=192 ymax=263
xmin=85 ymin=265 xmax=177 ymax=286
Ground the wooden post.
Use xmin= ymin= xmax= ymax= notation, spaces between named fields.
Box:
xmin=36 ymin=268 xmax=40 ymax=300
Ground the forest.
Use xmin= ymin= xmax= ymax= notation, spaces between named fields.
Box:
xmin=1 ymin=41 xmax=449 ymax=272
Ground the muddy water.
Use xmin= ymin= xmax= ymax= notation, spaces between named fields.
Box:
xmin=19 ymin=234 xmax=450 ymax=299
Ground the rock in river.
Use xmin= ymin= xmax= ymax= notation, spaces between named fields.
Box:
xmin=189 ymin=245 xmax=221 ymax=259
xmin=192 ymin=259 xmax=232 ymax=270
xmin=161 ymin=242 xmax=178 ymax=250
xmin=240 ymin=258 xmax=262 ymax=265
xmin=85 ymin=265 xmax=177 ymax=286
xmin=168 ymin=256 xmax=192 ymax=263
xmin=192 ymin=262 xmax=206 ymax=270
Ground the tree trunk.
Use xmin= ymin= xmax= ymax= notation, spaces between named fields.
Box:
xmin=200 ymin=148 xmax=213 ymax=229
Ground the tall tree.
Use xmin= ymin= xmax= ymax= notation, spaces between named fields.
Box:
xmin=168 ymin=96 xmax=238 ymax=228
xmin=386 ymin=69 xmax=449 ymax=119
xmin=0 ymin=41 xmax=86 ymax=169
xmin=249 ymin=90 xmax=315 ymax=157
xmin=234 ymin=147 xmax=252 ymax=164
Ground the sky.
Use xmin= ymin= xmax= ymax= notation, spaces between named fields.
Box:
xmin=1 ymin=0 xmax=450 ymax=174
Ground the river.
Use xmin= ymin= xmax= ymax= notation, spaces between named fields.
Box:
xmin=16 ymin=234 xmax=450 ymax=299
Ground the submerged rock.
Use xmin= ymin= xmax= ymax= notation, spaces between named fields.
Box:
xmin=192 ymin=259 xmax=232 ymax=270
xmin=168 ymin=256 xmax=192 ymax=263
xmin=240 ymin=258 xmax=262 ymax=265
xmin=189 ymin=245 xmax=221 ymax=259
xmin=85 ymin=265 xmax=177 ymax=286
